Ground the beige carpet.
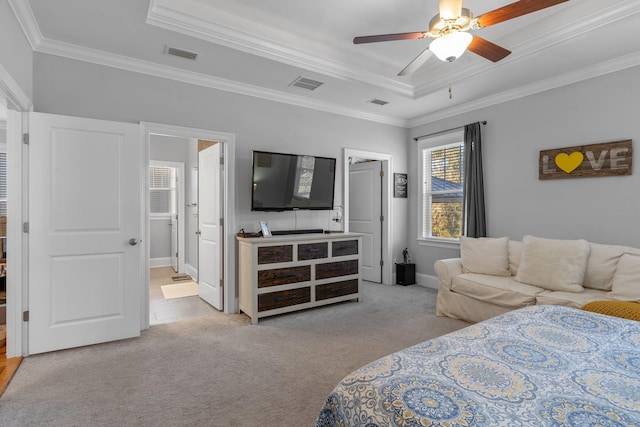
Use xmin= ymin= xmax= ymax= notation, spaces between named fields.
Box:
xmin=0 ymin=282 xmax=469 ymax=426
xmin=160 ymin=281 xmax=199 ymax=299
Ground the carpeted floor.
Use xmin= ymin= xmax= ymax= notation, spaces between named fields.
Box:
xmin=0 ymin=282 xmax=469 ymax=426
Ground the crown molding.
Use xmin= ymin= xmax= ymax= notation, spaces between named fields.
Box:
xmin=146 ymin=0 xmax=414 ymax=98
xmin=35 ymin=38 xmax=408 ymax=128
xmin=7 ymin=0 xmax=42 ymax=50
xmin=0 ymin=62 xmax=32 ymax=112
xmin=408 ymin=50 xmax=640 ymax=128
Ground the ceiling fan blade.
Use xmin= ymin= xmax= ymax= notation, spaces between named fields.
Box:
xmin=467 ymin=37 xmax=511 ymax=62
xmin=476 ymin=0 xmax=570 ymax=28
xmin=354 ymin=32 xmax=428 ymax=44
xmin=439 ymin=0 xmax=463 ymax=20
xmin=398 ymin=47 xmax=433 ymax=76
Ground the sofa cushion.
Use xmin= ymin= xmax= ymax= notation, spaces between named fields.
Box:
xmin=451 ymin=274 xmax=543 ymax=308
xmin=536 ymin=288 xmax=609 ymax=308
xmin=583 ymin=243 xmax=627 ymax=291
xmin=515 ymin=235 xmax=590 ymax=293
xmin=460 ymin=236 xmax=510 ymax=276
xmin=508 ymin=240 xmax=522 ymax=276
xmin=606 ymin=253 xmax=640 ymax=302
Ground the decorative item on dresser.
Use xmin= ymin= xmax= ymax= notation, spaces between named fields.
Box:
xmin=237 ymin=233 xmax=363 ymax=324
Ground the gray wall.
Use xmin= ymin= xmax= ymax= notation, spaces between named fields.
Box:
xmin=0 ymin=0 xmax=33 ymax=101
xmin=32 ymin=53 xmax=410 ymax=281
xmin=409 ymin=65 xmax=640 ymax=279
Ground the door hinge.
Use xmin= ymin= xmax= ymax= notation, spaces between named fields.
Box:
xmin=380 ymin=260 xmax=384 ymax=267
xmin=23 ymin=311 xmax=29 ymax=322
xmin=22 ymin=222 xmax=29 ymax=233
xmin=220 ymin=218 xmax=224 ymax=226
xmin=220 ymin=156 xmax=224 ymax=165
xmin=175 ymin=252 xmax=178 ymax=258
xmin=22 ymin=133 xmax=29 ymax=145
xmin=380 ymin=170 xmax=384 ymax=177
xmin=380 ymin=215 xmax=384 ymax=222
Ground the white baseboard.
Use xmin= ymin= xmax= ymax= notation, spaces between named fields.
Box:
xmin=185 ymin=263 xmax=198 ymax=281
xmin=150 ymin=257 xmax=171 ymax=267
xmin=416 ymin=273 xmax=439 ymax=290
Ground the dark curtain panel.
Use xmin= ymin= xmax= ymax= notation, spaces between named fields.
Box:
xmin=463 ymin=122 xmax=486 ymax=237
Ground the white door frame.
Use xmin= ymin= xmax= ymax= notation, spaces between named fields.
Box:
xmin=141 ymin=122 xmax=236 ymax=329
xmin=343 ymin=148 xmax=392 ymax=285
xmin=1 ymin=62 xmax=33 ymax=357
xmin=149 ymin=160 xmax=185 ymax=273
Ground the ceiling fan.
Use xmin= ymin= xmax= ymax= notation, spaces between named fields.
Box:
xmin=354 ymin=0 xmax=570 ymax=76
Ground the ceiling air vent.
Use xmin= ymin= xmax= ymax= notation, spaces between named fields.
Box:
xmin=166 ymin=46 xmax=198 ymax=61
xmin=289 ymin=76 xmax=324 ymax=91
xmin=368 ymin=98 xmax=389 ymax=106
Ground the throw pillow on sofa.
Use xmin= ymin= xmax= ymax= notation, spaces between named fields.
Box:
xmin=460 ymin=236 xmax=510 ymax=276
xmin=607 ymin=253 xmax=640 ymax=302
xmin=515 ymin=235 xmax=590 ymax=293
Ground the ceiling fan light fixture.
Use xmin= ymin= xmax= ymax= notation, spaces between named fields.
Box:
xmin=430 ymin=31 xmax=473 ymax=62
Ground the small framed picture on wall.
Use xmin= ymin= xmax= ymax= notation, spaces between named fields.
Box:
xmin=394 ymin=173 xmax=408 ymax=198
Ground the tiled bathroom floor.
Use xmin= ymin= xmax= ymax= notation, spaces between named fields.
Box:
xmin=149 ymin=266 xmax=217 ymax=325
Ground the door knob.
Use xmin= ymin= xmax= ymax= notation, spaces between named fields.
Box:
xmin=129 ymin=238 xmax=141 ymax=246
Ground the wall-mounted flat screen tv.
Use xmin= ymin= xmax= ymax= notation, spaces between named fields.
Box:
xmin=251 ymin=150 xmax=336 ymax=211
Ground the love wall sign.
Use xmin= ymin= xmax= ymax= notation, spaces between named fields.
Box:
xmin=539 ymin=140 xmax=632 ymax=180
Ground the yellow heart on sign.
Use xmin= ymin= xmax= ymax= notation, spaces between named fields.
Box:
xmin=555 ymin=152 xmax=584 ymax=173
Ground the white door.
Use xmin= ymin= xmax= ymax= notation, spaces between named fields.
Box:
xmin=198 ymin=143 xmax=222 ymax=310
xmin=349 ymin=161 xmax=383 ymax=283
xmin=28 ymin=112 xmax=142 ymax=355
xmin=170 ymin=213 xmax=178 ymax=272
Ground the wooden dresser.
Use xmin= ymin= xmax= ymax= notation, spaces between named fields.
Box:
xmin=237 ymin=233 xmax=362 ymax=324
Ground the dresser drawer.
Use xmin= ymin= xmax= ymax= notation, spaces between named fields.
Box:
xmin=257 ymin=245 xmax=293 ymax=264
xmin=258 ymin=266 xmax=311 ymax=288
xmin=298 ymin=242 xmax=328 ymax=260
xmin=316 ymin=259 xmax=358 ymax=280
xmin=332 ymin=240 xmax=358 ymax=257
xmin=316 ymin=279 xmax=358 ymax=301
xmin=258 ymin=287 xmax=311 ymax=312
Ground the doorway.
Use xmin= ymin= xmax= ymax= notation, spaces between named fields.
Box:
xmin=142 ymin=123 xmax=236 ymax=329
xmin=343 ymin=149 xmax=393 ymax=285
xmin=349 ymin=160 xmax=383 ymax=283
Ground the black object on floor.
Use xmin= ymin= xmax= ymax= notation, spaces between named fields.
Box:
xmin=396 ymin=263 xmax=415 ymax=286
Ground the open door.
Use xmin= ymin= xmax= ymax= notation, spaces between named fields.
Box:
xmin=197 ymin=142 xmax=222 ymax=310
xmin=170 ymin=213 xmax=178 ymax=272
xmin=349 ymin=161 xmax=383 ymax=283
xmin=28 ymin=112 xmax=142 ymax=355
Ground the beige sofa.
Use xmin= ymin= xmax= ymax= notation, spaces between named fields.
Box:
xmin=435 ymin=235 xmax=640 ymax=323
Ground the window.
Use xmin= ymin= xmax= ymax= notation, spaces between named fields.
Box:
xmin=419 ymin=131 xmax=464 ymax=241
xmin=149 ymin=166 xmax=176 ymax=216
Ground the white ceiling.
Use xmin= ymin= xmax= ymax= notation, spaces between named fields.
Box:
xmin=14 ymin=0 xmax=640 ymax=127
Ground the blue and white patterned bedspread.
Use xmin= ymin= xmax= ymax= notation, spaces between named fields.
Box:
xmin=316 ymin=305 xmax=640 ymax=426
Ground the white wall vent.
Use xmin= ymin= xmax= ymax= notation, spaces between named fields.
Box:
xmin=166 ymin=46 xmax=198 ymax=61
xmin=368 ymin=98 xmax=389 ymax=106
xmin=289 ymin=76 xmax=324 ymax=91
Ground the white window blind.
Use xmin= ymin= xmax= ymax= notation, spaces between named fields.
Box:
xmin=0 ymin=152 xmax=7 ymax=218
xmin=149 ymin=166 xmax=176 ymax=214
xmin=421 ymin=141 xmax=464 ymax=240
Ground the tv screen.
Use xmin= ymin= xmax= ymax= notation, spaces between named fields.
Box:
xmin=251 ymin=150 xmax=336 ymax=211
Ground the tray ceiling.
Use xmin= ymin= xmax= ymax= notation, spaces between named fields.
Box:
xmin=16 ymin=0 xmax=640 ymax=126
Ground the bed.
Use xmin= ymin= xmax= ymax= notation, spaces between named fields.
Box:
xmin=316 ymin=305 xmax=640 ymax=426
